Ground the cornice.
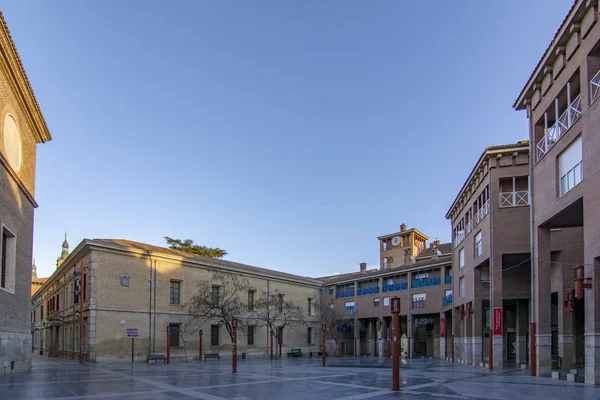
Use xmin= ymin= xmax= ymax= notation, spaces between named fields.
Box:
xmin=0 ymin=152 xmax=38 ymax=208
xmin=0 ymin=11 xmax=51 ymax=143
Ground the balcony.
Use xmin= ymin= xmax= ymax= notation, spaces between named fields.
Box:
xmin=336 ymin=289 xmax=356 ymax=299
xmin=442 ymin=293 xmax=453 ymax=307
xmin=453 ymin=230 xmax=465 ymax=247
xmin=591 ymin=70 xmax=600 ymax=105
xmin=356 ymin=287 xmax=380 ymax=296
xmin=444 ymin=275 xmax=452 ymax=284
xmin=412 ymin=299 xmax=426 ymax=310
xmin=382 ymin=282 xmax=408 ymax=292
xmin=465 ymin=220 xmax=472 ymax=235
xmin=536 ymin=93 xmax=582 ymax=161
xmin=411 ymin=277 xmax=441 ymax=289
xmin=474 ymin=202 xmax=489 ymax=225
xmin=499 ymin=191 xmax=529 ymax=207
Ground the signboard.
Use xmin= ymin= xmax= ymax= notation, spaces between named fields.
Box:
xmin=415 ymin=317 xmax=434 ymax=327
xmin=127 ymin=328 xmax=139 ymax=338
xmin=493 ymin=308 xmax=503 ymax=336
xmin=440 ymin=317 xmax=445 ymax=338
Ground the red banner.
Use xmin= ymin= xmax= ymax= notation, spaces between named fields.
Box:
xmin=493 ymin=308 xmax=503 ymax=336
xmin=440 ymin=317 xmax=445 ymax=337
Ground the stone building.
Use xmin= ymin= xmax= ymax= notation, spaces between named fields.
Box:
xmin=0 ymin=11 xmax=52 ymax=375
xmin=320 ymin=225 xmax=453 ymax=359
xmin=31 ymin=239 xmax=323 ymax=362
xmin=513 ymin=0 xmax=600 ymax=384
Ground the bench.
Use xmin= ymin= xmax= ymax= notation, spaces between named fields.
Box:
xmin=146 ymin=354 xmax=167 ymax=364
xmin=204 ymin=353 xmax=221 ymax=361
xmin=287 ymin=348 xmax=302 ymax=357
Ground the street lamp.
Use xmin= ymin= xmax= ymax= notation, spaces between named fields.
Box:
xmin=391 ymin=297 xmax=400 ymax=391
xmin=232 ymin=319 xmax=238 ymax=373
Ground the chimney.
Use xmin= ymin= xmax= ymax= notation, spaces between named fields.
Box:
xmin=404 ymin=248 xmax=413 ymax=265
xmin=400 ymin=223 xmax=407 ymax=232
xmin=359 ymin=262 xmax=367 ymax=273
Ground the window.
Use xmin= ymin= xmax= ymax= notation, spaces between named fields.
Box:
xmin=328 ymin=287 xmax=334 ymax=295
xmin=383 ymin=257 xmax=388 ymax=269
xmin=169 ymin=324 xmax=180 ymax=347
xmin=210 ymin=325 xmax=220 ymax=346
xmin=0 ymin=227 xmax=16 ymax=293
xmin=412 ymin=293 xmax=426 ymax=309
xmin=277 ymin=326 xmax=284 ymax=344
xmin=459 ymin=248 xmax=465 ymax=270
xmin=383 ymin=297 xmax=390 ymax=307
xmin=480 ymin=266 xmax=490 ymax=282
xmin=474 ymin=232 xmax=482 ymax=258
xmin=307 ymin=298 xmax=314 ymax=316
xmin=344 ymin=301 xmax=355 ymax=315
xmin=374 ymin=298 xmax=380 ymax=307
xmin=41 ymin=304 xmax=44 ymax=320
xmin=211 ymin=286 xmax=219 ymax=307
xmin=382 ymin=241 xmax=387 ymax=251
xmin=559 ymin=137 xmax=583 ymax=196
xmin=329 ymin=303 xmax=334 ymax=309
xmin=248 ymin=290 xmax=255 ymax=311
xmin=278 ymin=294 xmax=284 ymax=312
xmin=445 ymin=289 xmax=453 ymax=297
xmin=459 ymin=277 xmax=465 ymax=298
xmin=169 ymin=280 xmax=181 ymax=305
xmin=247 ymin=326 xmax=255 ymax=345
xmin=307 ymin=327 xmax=313 ymax=344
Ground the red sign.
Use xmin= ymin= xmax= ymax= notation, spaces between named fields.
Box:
xmin=493 ymin=308 xmax=503 ymax=336
xmin=440 ymin=318 xmax=445 ymax=338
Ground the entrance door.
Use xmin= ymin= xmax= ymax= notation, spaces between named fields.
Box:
xmin=341 ymin=342 xmax=347 ymax=356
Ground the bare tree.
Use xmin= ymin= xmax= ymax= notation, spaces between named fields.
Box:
xmin=317 ymin=301 xmax=353 ymax=357
xmin=178 ymin=319 xmax=201 ymax=362
xmin=187 ymin=271 xmax=250 ymax=347
xmin=253 ymin=289 xmax=304 ymax=358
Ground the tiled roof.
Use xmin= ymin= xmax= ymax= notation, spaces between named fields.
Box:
xmin=90 ymin=239 xmax=323 ymax=286
xmin=0 ymin=11 xmax=51 ymax=142
xmin=32 ymin=278 xmax=48 ymax=285
xmin=485 ymin=140 xmax=529 ymax=151
xmin=513 ymin=0 xmax=580 ymax=109
xmin=416 ymin=242 xmax=452 ymax=258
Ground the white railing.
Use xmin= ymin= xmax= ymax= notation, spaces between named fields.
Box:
xmin=499 ymin=191 xmax=529 ymax=207
xmin=474 ymin=202 xmax=489 ymax=225
xmin=592 ymin=70 xmax=600 ymax=105
xmin=465 ymin=220 xmax=472 ymax=234
xmin=537 ymin=94 xmax=582 ymax=161
xmin=453 ymin=230 xmax=465 ymax=247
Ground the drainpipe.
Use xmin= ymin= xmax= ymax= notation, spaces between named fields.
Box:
xmin=527 ymin=103 xmax=537 ymax=376
xmin=153 ymin=259 xmax=157 ymax=353
xmin=488 ymin=172 xmax=494 ymax=370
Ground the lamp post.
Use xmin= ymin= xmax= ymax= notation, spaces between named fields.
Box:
xmin=232 ymin=319 xmax=238 ymax=373
xmin=391 ymin=297 xmax=400 ymax=391
xmin=199 ymin=329 xmax=203 ymax=361
xmin=321 ymin=324 xmax=326 ymax=367
xmin=166 ymin=325 xmax=171 ymax=365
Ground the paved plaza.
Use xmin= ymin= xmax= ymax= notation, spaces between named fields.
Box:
xmin=0 ymin=356 xmax=598 ymax=400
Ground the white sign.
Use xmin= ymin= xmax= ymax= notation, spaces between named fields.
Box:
xmin=119 ymin=320 xmax=126 ymax=325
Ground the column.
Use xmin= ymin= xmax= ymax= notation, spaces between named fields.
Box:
xmin=354 ymin=318 xmax=361 ymax=357
xmin=472 ymin=301 xmax=483 ymax=366
xmin=378 ymin=318 xmax=385 ymax=359
xmin=516 ymin=300 xmax=528 ymax=366
xmin=88 ymin=251 xmax=98 ymax=362
xmin=584 ymin=255 xmax=600 ymax=384
xmin=433 ymin=315 xmax=440 ymax=359
xmin=440 ymin=312 xmax=447 ymax=360
xmin=465 ymin=313 xmax=473 ymax=364
xmin=535 ymin=227 xmax=552 ymax=377
xmin=408 ymin=315 xmax=413 ymax=359
xmin=491 ymin=252 xmax=503 ymax=370
xmin=558 ymin=289 xmax=574 ymax=369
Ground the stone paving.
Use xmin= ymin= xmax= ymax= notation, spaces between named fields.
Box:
xmin=0 ymin=355 xmax=598 ymax=400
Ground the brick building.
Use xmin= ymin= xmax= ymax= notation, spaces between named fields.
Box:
xmin=513 ymin=0 xmax=600 ymax=384
xmin=31 ymin=239 xmax=323 ymax=362
xmin=0 ymin=11 xmax=52 ymax=375
xmin=320 ymin=225 xmax=453 ymax=359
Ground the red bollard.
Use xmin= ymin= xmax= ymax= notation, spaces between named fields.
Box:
xmin=270 ymin=330 xmax=274 ymax=361
xmin=166 ymin=326 xmax=171 ymax=365
xmin=321 ymin=324 xmax=326 ymax=367
xmin=199 ymin=329 xmax=203 ymax=361
xmin=232 ymin=319 xmax=237 ymax=373
xmin=391 ymin=297 xmax=400 ymax=391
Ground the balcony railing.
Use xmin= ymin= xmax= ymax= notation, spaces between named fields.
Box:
xmin=453 ymin=230 xmax=465 ymax=247
xmin=382 ymin=282 xmax=408 ymax=292
xmin=442 ymin=293 xmax=453 ymax=307
xmin=474 ymin=202 xmax=489 ymax=225
xmin=336 ymin=289 xmax=356 ymax=299
xmin=499 ymin=191 xmax=529 ymax=207
xmin=591 ymin=70 xmax=600 ymax=105
xmin=537 ymin=93 xmax=582 ymax=161
xmin=412 ymin=299 xmax=426 ymax=309
xmin=411 ymin=277 xmax=441 ymax=289
xmin=356 ymin=287 xmax=380 ymax=296
xmin=444 ymin=275 xmax=452 ymax=284
xmin=465 ymin=220 xmax=472 ymax=234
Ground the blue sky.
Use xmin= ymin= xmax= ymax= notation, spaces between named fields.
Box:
xmin=3 ymin=1 xmax=571 ymax=279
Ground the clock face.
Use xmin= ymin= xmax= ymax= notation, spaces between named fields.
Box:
xmin=391 ymin=236 xmax=401 ymax=246
xmin=3 ymin=114 xmax=22 ymax=172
